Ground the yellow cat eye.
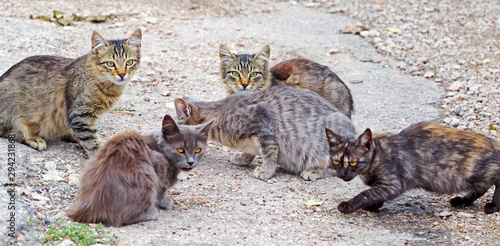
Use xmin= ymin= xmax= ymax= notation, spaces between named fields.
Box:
xmin=125 ymin=59 xmax=134 ymax=66
xmin=105 ymin=61 xmax=115 ymax=67
xmin=249 ymin=72 xmax=258 ymax=77
xmin=177 ymin=148 xmax=184 ymax=153
xmin=333 ymin=160 xmax=340 ymax=165
xmin=349 ymin=161 xmax=357 ymax=167
xmin=231 ymin=71 xmax=240 ymax=77
xmin=195 ymin=148 xmax=201 ymax=153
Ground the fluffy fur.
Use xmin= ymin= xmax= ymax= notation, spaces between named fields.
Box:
xmin=326 ymin=122 xmax=500 ymax=214
xmin=66 ymin=115 xmax=212 ymax=226
xmin=0 ymin=29 xmax=142 ymax=157
xmin=219 ymin=45 xmax=354 ymax=118
xmin=175 ymin=85 xmax=355 ymax=181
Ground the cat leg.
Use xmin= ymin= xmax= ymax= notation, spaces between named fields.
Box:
xmin=338 ymin=184 xmax=402 ymax=214
xmin=158 ymin=196 xmax=174 ymax=210
xmin=362 ymin=202 xmax=384 ymax=212
xmin=123 ymin=208 xmax=159 ymax=225
xmin=253 ymin=134 xmax=279 ymax=180
xmin=14 ymin=121 xmax=47 ymax=150
xmin=230 ymin=152 xmax=256 ymax=166
xmin=68 ymin=113 xmax=101 ymax=158
xmin=60 ymin=133 xmax=77 ymax=143
xmin=484 ymin=182 xmax=500 ymax=214
xmin=450 ymin=187 xmax=489 ymax=207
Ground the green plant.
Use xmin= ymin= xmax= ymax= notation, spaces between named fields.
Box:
xmin=112 ymin=103 xmax=135 ymax=112
xmin=30 ymin=219 xmax=116 ymax=245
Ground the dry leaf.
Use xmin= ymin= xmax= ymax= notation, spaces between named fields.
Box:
xmin=340 ymin=25 xmax=362 ymax=35
xmin=196 ymin=197 xmax=205 ymax=203
xmin=388 ymin=27 xmax=403 ymax=34
xmin=489 ymin=124 xmax=496 ymax=131
xmin=304 ymin=200 xmax=324 ymax=207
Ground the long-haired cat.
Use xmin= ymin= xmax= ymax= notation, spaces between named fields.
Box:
xmin=66 ymin=115 xmax=213 ymax=226
xmin=219 ymin=45 xmax=354 ymax=118
xmin=175 ymin=85 xmax=355 ymax=181
xmin=326 ymin=122 xmax=500 ymax=214
xmin=0 ymin=29 xmax=142 ymax=157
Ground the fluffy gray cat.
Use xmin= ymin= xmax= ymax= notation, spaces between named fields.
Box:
xmin=174 ymin=85 xmax=355 ymax=181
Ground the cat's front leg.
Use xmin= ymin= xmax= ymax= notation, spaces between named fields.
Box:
xmin=230 ymin=152 xmax=255 ymax=166
xmin=158 ymin=196 xmax=173 ymax=210
xmin=338 ymin=185 xmax=401 ymax=214
xmin=253 ymin=134 xmax=279 ymax=180
xmin=68 ymin=112 xmax=101 ymax=157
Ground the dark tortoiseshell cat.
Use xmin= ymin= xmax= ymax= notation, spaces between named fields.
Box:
xmin=219 ymin=45 xmax=354 ymax=118
xmin=326 ymin=122 xmax=500 ymax=214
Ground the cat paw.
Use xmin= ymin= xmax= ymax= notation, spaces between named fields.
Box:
xmin=230 ymin=153 xmax=255 ymax=166
xmin=363 ymin=202 xmax=384 ymax=212
xmin=158 ymin=197 xmax=173 ymax=210
xmin=450 ymin=196 xmax=472 ymax=207
xmin=144 ymin=208 xmax=159 ymax=221
xmin=338 ymin=201 xmax=357 ymax=214
xmin=300 ymin=170 xmax=324 ymax=181
xmin=26 ymin=137 xmax=47 ymax=150
xmin=484 ymin=202 xmax=500 ymax=214
xmin=253 ymin=167 xmax=274 ymax=180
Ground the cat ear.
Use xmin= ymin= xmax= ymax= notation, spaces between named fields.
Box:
xmin=253 ymin=45 xmax=270 ymax=66
xmin=126 ymin=28 xmax=142 ymax=48
xmin=162 ymin=114 xmax=181 ymax=137
xmin=174 ymin=98 xmax=192 ymax=121
xmin=91 ymin=31 xmax=110 ymax=55
xmin=197 ymin=119 xmax=214 ymax=140
xmin=357 ymin=128 xmax=373 ymax=151
xmin=219 ymin=44 xmax=236 ymax=65
xmin=325 ymin=128 xmax=342 ymax=146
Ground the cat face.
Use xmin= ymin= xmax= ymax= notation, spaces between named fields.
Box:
xmin=91 ymin=29 xmax=142 ymax=85
xmin=326 ymin=128 xmax=375 ymax=181
xmin=158 ymin=115 xmax=213 ymax=171
xmin=219 ymin=45 xmax=270 ymax=93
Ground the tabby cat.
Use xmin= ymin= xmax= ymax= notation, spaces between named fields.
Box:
xmin=175 ymin=85 xmax=355 ymax=181
xmin=66 ymin=115 xmax=213 ymax=226
xmin=219 ymin=45 xmax=354 ymax=118
xmin=0 ymin=29 xmax=142 ymax=157
xmin=326 ymin=122 xmax=500 ymax=214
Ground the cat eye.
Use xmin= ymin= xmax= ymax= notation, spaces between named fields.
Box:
xmin=249 ymin=72 xmax=258 ymax=77
xmin=125 ymin=59 xmax=134 ymax=66
xmin=231 ymin=71 xmax=240 ymax=77
xmin=349 ymin=161 xmax=357 ymax=167
xmin=333 ymin=160 xmax=340 ymax=165
xmin=105 ymin=61 xmax=115 ymax=67
xmin=177 ymin=148 xmax=185 ymax=153
xmin=194 ymin=148 xmax=201 ymax=153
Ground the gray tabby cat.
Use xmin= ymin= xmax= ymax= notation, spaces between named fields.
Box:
xmin=174 ymin=85 xmax=355 ymax=181
xmin=219 ymin=45 xmax=354 ymax=118
xmin=0 ymin=29 xmax=141 ymax=157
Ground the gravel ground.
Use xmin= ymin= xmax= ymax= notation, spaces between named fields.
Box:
xmin=0 ymin=0 xmax=498 ymax=245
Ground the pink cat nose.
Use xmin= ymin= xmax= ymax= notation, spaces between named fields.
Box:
xmin=241 ymin=83 xmax=248 ymax=88
xmin=118 ymin=73 xmax=126 ymax=78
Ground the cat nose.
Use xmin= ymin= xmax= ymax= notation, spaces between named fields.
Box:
xmin=187 ymin=161 xmax=194 ymax=165
xmin=241 ymin=83 xmax=248 ymax=89
xmin=118 ymin=73 xmax=126 ymax=79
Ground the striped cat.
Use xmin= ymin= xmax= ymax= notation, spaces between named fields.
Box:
xmin=219 ymin=45 xmax=354 ymax=118
xmin=0 ymin=29 xmax=141 ymax=157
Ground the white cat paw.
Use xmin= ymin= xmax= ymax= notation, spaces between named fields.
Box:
xmin=300 ymin=170 xmax=323 ymax=181
xmin=26 ymin=137 xmax=47 ymax=150
xmin=230 ymin=153 xmax=254 ymax=166
xmin=253 ymin=167 xmax=274 ymax=180
xmin=158 ymin=196 xmax=173 ymax=210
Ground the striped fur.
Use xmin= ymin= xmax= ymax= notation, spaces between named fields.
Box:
xmin=175 ymin=85 xmax=355 ymax=181
xmin=219 ymin=45 xmax=354 ymax=118
xmin=326 ymin=122 xmax=500 ymax=214
xmin=0 ymin=29 xmax=141 ymax=156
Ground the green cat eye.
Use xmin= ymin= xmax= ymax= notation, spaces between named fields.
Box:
xmin=249 ymin=72 xmax=258 ymax=77
xmin=126 ymin=59 xmax=134 ymax=66
xmin=105 ymin=61 xmax=115 ymax=67
xmin=333 ymin=160 xmax=340 ymax=165
xmin=349 ymin=161 xmax=357 ymax=167
xmin=231 ymin=71 xmax=240 ymax=77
